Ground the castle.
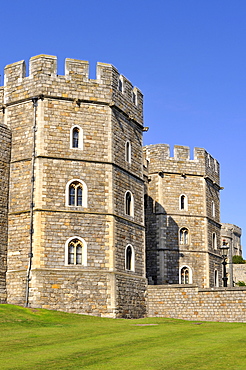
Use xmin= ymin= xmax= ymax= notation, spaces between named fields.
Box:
xmin=0 ymin=55 xmax=243 ymax=319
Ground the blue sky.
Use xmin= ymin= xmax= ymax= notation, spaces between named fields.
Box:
xmin=1 ymin=0 xmax=245 ymax=254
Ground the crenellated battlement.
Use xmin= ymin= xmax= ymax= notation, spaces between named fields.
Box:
xmin=144 ymin=143 xmax=220 ymax=183
xmin=2 ymin=55 xmax=143 ymax=124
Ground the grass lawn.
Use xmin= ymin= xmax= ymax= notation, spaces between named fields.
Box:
xmin=0 ymin=305 xmax=246 ymax=369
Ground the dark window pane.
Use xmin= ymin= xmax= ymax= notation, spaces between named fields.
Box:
xmin=68 ymin=245 xmax=74 ymax=264
xmin=69 ymin=186 xmax=75 ymax=205
xmin=77 ymin=187 xmax=83 ymax=206
xmin=126 ymin=246 xmax=132 ymax=270
xmin=118 ymin=79 xmax=123 ymax=92
xmin=76 ymin=246 xmax=82 ymax=264
xmin=126 ymin=142 xmax=130 ymax=162
xmin=126 ymin=192 xmax=131 ymax=215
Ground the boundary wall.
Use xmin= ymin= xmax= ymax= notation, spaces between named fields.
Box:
xmin=147 ymin=285 xmax=246 ymax=322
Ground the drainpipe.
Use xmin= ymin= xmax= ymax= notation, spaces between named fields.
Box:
xmin=25 ymin=97 xmax=38 ymax=307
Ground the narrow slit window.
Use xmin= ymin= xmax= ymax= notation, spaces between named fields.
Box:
xmin=70 ymin=126 xmax=83 ymax=150
xmin=125 ymin=245 xmax=135 ymax=271
xmin=180 ymin=194 xmax=187 ymax=210
xmin=125 ymin=141 xmax=131 ymax=163
xmin=212 ymin=201 xmax=215 ymax=217
xmin=72 ymin=127 xmax=79 ymax=148
xmin=214 ymin=269 xmax=219 ymax=287
xmin=118 ymin=77 xmax=123 ymax=92
xmin=212 ymin=233 xmax=217 ymax=249
xmin=125 ymin=191 xmax=134 ymax=216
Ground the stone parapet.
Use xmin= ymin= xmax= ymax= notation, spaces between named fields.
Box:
xmin=144 ymin=144 xmax=220 ymax=184
xmin=3 ymin=55 xmax=143 ymax=126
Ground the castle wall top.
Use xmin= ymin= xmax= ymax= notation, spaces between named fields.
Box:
xmin=2 ymin=55 xmax=143 ymax=125
xmin=221 ymin=223 xmax=242 ymax=237
xmin=144 ymin=143 xmax=220 ymax=184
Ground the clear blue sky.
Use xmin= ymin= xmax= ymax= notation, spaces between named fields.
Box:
xmin=1 ymin=0 xmax=245 ymax=254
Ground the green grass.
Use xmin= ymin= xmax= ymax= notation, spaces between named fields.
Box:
xmin=0 ymin=305 xmax=246 ymax=369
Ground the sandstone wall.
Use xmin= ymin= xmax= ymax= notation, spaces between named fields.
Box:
xmin=4 ymin=55 xmax=146 ymax=318
xmin=144 ymin=144 xmax=222 ymax=288
xmin=148 ymin=285 xmax=246 ymax=322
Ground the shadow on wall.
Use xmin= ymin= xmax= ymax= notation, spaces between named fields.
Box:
xmin=144 ymin=195 xmax=180 ymax=285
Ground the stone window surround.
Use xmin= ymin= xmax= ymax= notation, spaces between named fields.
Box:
xmin=179 ymin=265 xmax=193 ymax=284
xmin=66 ymin=179 xmax=88 ymax=208
xmin=214 ymin=269 xmax=219 ymax=287
xmin=124 ymin=190 xmax=134 ymax=217
xmin=212 ymin=200 xmax=215 ymax=218
xmin=179 ymin=227 xmax=189 ymax=245
xmin=125 ymin=244 xmax=135 ymax=272
xmin=125 ymin=140 xmax=131 ymax=164
xmin=132 ymin=87 xmax=138 ymax=106
xmin=179 ymin=194 xmax=188 ymax=211
xmin=65 ymin=236 xmax=87 ymax=266
xmin=70 ymin=125 xmax=83 ymax=150
xmin=118 ymin=76 xmax=124 ymax=93
xmin=212 ymin=232 xmax=217 ymax=249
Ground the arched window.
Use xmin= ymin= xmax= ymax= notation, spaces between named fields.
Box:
xmin=179 ymin=228 xmax=189 ymax=245
xmin=214 ymin=269 xmax=219 ymax=287
xmin=118 ymin=76 xmax=124 ymax=92
xmin=125 ymin=244 xmax=135 ymax=271
xmin=66 ymin=179 xmax=88 ymax=207
xmin=180 ymin=194 xmax=187 ymax=210
xmin=65 ymin=237 xmax=87 ymax=266
xmin=180 ymin=266 xmax=192 ymax=284
xmin=72 ymin=127 xmax=79 ymax=148
xmin=207 ymin=153 xmax=211 ymax=167
xmin=212 ymin=201 xmax=215 ymax=217
xmin=212 ymin=232 xmax=217 ymax=249
xmin=70 ymin=125 xmax=83 ymax=149
xmin=125 ymin=191 xmax=134 ymax=217
xmin=125 ymin=141 xmax=131 ymax=163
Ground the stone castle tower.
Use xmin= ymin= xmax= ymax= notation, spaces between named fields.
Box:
xmin=0 ymin=55 xmax=146 ymax=318
xmin=144 ymin=144 xmax=223 ymax=288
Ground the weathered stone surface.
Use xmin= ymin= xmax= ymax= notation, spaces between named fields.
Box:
xmin=1 ymin=55 xmax=244 ymax=323
xmin=144 ymin=144 xmax=222 ymax=288
xmin=3 ymin=55 xmax=146 ymax=318
xmin=148 ymin=285 xmax=246 ymax=323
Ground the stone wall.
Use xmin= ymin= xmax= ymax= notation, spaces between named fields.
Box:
xmin=233 ymin=264 xmax=246 ymax=284
xmin=148 ymin=285 xmax=246 ymax=322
